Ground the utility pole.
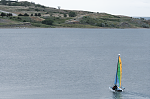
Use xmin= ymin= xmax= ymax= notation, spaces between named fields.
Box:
xmin=58 ymin=6 xmax=61 ymax=14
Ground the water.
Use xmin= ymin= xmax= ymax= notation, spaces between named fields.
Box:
xmin=0 ymin=28 xmax=149 ymax=99
xmin=133 ymin=17 xmax=150 ymax=20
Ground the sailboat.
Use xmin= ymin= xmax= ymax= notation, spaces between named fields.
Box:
xmin=109 ymin=54 xmax=125 ymax=92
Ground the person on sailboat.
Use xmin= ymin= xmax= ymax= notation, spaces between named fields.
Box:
xmin=112 ymin=85 xmax=117 ymax=90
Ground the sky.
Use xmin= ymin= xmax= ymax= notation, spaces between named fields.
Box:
xmin=19 ymin=0 xmax=150 ymax=17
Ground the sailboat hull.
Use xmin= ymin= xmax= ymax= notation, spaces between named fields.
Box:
xmin=109 ymin=87 xmax=124 ymax=92
xmin=109 ymin=87 xmax=115 ymax=92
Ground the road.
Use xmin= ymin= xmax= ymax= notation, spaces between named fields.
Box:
xmin=0 ymin=10 xmax=17 ymax=16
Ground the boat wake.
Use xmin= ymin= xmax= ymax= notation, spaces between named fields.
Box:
xmin=124 ymin=91 xmax=150 ymax=99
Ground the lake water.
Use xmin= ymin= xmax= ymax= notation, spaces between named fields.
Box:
xmin=0 ymin=28 xmax=150 ymax=99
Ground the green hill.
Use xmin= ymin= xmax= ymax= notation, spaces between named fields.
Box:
xmin=0 ymin=1 xmax=150 ymax=28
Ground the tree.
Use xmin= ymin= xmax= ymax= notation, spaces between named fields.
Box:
xmin=31 ymin=14 xmax=33 ymax=16
xmin=24 ymin=13 xmax=29 ymax=16
xmin=41 ymin=5 xmax=46 ymax=9
xmin=38 ymin=13 xmax=41 ymax=16
xmin=7 ymin=13 xmax=12 ymax=17
xmin=69 ymin=11 xmax=76 ymax=17
xmin=35 ymin=13 xmax=37 ymax=16
xmin=1 ymin=12 xmax=6 ymax=17
xmin=64 ymin=14 xmax=67 ymax=17
xmin=18 ymin=13 xmax=23 ymax=16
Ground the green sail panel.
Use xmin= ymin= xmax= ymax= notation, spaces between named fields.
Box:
xmin=114 ymin=55 xmax=122 ymax=88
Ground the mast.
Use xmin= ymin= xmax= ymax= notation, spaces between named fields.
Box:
xmin=115 ymin=60 xmax=118 ymax=85
xmin=114 ymin=54 xmax=121 ymax=87
xmin=118 ymin=54 xmax=121 ymax=87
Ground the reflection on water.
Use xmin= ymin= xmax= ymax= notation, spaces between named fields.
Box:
xmin=112 ymin=92 xmax=123 ymax=99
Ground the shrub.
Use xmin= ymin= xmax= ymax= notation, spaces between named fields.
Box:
xmin=64 ymin=14 xmax=67 ymax=17
xmin=38 ymin=13 xmax=41 ymax=16
xmin=18 ymin=17 xmax=21 ymax=20
xmin=18 ymin=14 xmax=23 ymax=16
xmin=96 ymin=23 xmax=105 ymax=27
xmin=24 ymin=13 xmax=29 ymax=16
xmin=80 ymin=16 xmax=96 ymax=25
xmin=142 ymin=23 xmax=149 ymax=28
xmin=42 ymin=19 xmax=54 ymax=25
xmin=7 ymin=13 xmax=12 ymax=17
xmin=69 ymin=11 xmax=76 ymax=17
xmin=35 ymin=9 xmax=40 ymax=12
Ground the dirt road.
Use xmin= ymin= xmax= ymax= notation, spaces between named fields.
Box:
xmin=0 ymin=10 xmax=17 ymax=16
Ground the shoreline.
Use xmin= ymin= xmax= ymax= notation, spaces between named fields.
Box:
xmin=0 ymin=26 xmax=147 ymax=29
xmin=0 ymin=23 xmax=147 ymax=29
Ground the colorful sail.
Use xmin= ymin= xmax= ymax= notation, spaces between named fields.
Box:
xmin=114 ymin=54 xmax=122 ymax=88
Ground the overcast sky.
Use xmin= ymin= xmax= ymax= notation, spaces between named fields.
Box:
xmin=19 ymin=0 xmax=150 ymax=17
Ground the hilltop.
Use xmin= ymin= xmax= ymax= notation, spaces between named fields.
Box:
xmin=0 ymin=1 xmax=150 ymax=28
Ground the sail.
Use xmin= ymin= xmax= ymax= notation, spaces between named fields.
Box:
xmin=114 ymin=55 xmax=122 ymax=88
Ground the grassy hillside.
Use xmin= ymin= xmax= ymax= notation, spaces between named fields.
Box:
xmin=0 ymin=1 xmax=150 ymax=28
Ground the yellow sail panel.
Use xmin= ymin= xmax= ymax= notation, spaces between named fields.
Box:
xmin=115 ymin=54 xmax=123 ymax=88
xmin=119 ymin=56 xmax=122 ymax=88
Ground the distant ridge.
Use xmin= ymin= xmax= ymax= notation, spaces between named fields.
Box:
xmin=133 ymin=17 xmax=150 ymax=20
